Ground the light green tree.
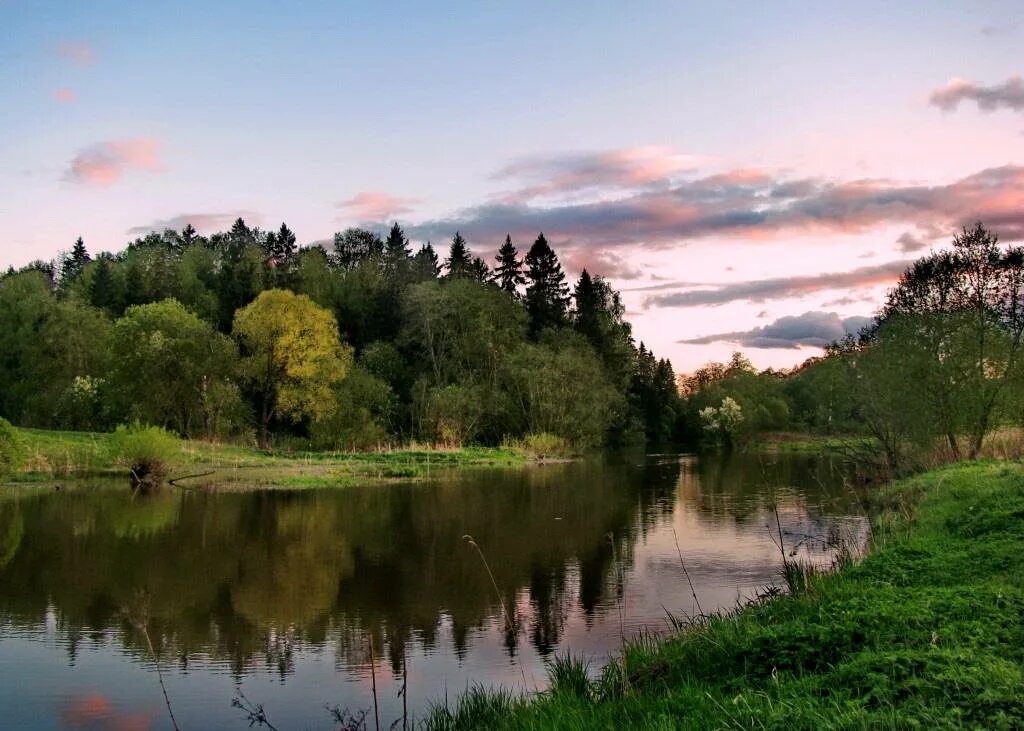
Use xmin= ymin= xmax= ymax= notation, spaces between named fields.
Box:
xmin=233 ymin=289 xmax=352 ymax=447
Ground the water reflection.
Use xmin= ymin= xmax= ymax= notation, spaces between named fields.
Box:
xmin=0 ymin=453 xmax=866 ymax=728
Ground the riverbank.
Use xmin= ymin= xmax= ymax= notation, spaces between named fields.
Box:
xmin=748 ymin=431 xmax=874 ymax=454
xmin=4 ymin=427 xmax=528 ymax=488
xmin=427 ymin=460 xmax=1024 ymax=729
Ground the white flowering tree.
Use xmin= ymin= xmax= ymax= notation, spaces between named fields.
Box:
xmin=699 ymin=396 xmax=744 ymax=446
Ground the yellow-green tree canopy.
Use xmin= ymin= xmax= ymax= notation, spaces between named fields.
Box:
xmin=233 ymin=289 xmax=353 ymax=446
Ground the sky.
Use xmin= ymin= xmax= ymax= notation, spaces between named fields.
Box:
xmin=2 ymin=1 xmax=1024 ymax=372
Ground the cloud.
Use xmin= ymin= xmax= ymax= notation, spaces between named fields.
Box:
xmin=929 ymin=76 xmax=1024 ymax=113
xmin=126 ymin=211 xmax=260 ymax=236
xmin=981 ymin=23 xmax=1016 ymax=37
xmin=53 ymin=88 xmax=77 ymax=103
xmin=65 ymin=138 xmax=163 ymax=186
xmin=491 ymin=146 xmax=701 ymax=203
xmin=680 ymin=311 xmax=874 ymax=349
xmin=645 ymin=259 xmax=911 ymax=308
xmin=337 ymin=192 xmax=421 ymax=221
xmin=402 ymin=162 xmax=1024 ymax=248
xmin=56 ymin=41 xmax=96 ymax=66
xmin=560 ymin=247 xmax=645 ymax=279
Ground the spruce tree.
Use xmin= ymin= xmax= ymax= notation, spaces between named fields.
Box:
xmin=471 ymin=256 xmax=490 ymax=283
xmin=524 ymin=233 xmax=569 ymax=335
xmin=444 ymin=232 xmax=473 ymax=278
xmin=493 ymin=234 xmax=525 ymax=294
xmin=413 ymin=242 xmax=440 ymax=280
xmin=270 ymin=223 xmax=297 ymax=262
xmin=60 ymin=237 xmax=90 ymax=288
xmin=181 ymin=223 xmax=199 ymax=247
xmin=88 ymin=256 xmax=121 ymax=313
xmin=383 ymin=222 xmax=412 ymax=279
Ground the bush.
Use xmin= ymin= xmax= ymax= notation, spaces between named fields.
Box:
xmin=0 ymin=418 xmax=24 ymax=479
xmin=516 ymin=432 xmax=571 ymax=460
xmin=107 ymin=423 xmax=180 ymax=485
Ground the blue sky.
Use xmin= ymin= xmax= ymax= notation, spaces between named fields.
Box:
xmin=3 ymin=1 xmax=1024 ymax=369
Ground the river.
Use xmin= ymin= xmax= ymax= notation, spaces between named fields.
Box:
xmin=0 ymin=452 xmax=867 ymax=729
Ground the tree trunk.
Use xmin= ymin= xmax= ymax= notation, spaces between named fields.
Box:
xmin=259 ymin=401 xmax=271 ymax=449
xmin=946 ymin=432 xmax=960 ymax=460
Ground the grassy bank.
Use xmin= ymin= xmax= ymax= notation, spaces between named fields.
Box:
xmin=5 ymin=427 xmax=527 ymax=488
xmin=429 ymin=461 xmax=1024 ymax=729
xmin=748 ymin=431 xmax=875 ymax=455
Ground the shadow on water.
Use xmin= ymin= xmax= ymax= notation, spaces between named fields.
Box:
xmin=0 ymin=451 xmax=865 ymax=728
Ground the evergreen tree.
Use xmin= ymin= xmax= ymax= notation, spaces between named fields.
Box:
xmin=444 ymin=232 xmax=473 ymax=278
xmin=471 ymin=256 xmax=491 ymax=283
xmin=228 ymin=217 xmax=255 ymax=248
xmin=524 ymin=233 xmax=569 ymax=335
xmin=266 ymin=222 xmax=297 ymax=263
xmin=59 ymin=237 xmax=90 ymax=290
xmin=88 ymin=256 xmax=122 ymax=313
xmin=412 ymin=242 xmax=440 ymax=281
xmin=181 ymin=223 xmax=199 ymax=247
xmin=383 ymin=222 xmax=412 ymax=278
xmin=493 ymin=234 xmax=525 ymax=294
xmin=573 ymin=269 xmax=600 ymax=341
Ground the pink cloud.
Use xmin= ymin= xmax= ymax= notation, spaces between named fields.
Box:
xmin=56 ymin=41 xmax=96 ymax=66
xmin=492 ymin=146 xmax=701 ymax=203
xmin=407 ymin=162 xmax=1024 ymax=249
xmin=65 ymin=138 xmax=164 ymax=186
xmin=127 ymin=210 xmax=261 ymax=235
xmin=60 ymin=692 xmax=151 ymax=731
xmin=560 ymin=247 xmax=645 ymax=279
xmin=337 ymin=191 xmax=421 ymax=221
xmin=54 ymin=88 xmax=77 ymax=103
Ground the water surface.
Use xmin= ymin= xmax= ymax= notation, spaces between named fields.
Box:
xmin=0 ymin=452 xmax=867 ymax=729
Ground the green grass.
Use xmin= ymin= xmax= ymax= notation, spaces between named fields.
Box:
xmin=5 ymin=427 xmax=527 ymax=487
xmin=427 ymin=460 xmax=1024 ymax=729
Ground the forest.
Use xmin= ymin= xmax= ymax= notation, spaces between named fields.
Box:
xmin=0 ymin=219 xmax=680 ymax=451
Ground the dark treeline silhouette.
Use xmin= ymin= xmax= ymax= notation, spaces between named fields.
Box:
xmin=680 ymin=223 xmax=1024 ymax=473
xmin=0 ymin=219 xmax=681 ymax=448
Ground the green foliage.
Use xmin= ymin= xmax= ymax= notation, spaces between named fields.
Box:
xmin=110 ymin=299 xmax=240 ymax=437
xmin=0 ymin=418 xmax=24 ymax=479
xmin=107 ymin=423 xmax=181 ymax=482
xmin=310 ymin=366 xmax=393 ymax=450
xmin=0 ymin=220 xmax=679 ymax=449
xmin=680 ymin=352 xmax=789 ymax=445
xmin=513 ymin=432 xmax=571 ymax=459
xmin=234 ymin=289 xmax=353 ymax=447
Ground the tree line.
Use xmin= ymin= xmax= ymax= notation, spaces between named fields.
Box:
xmin=0 ymin=220 xmax=681 ymax=449
xmin=681 ymin=223 xmax=1024 ymax=473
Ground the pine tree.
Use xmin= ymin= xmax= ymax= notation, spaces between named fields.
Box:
xmin=60 ymin=237 xmax=91 ymax=287
xmin=444 ymin=232 xmax=473 ymax=278
xmin=524 ymin=233 xmax=569 ymax=335
xmin=264 ymin=222 xmax=296 ymax=262
xmin=88 ymin=256 xmax=122 ymax=313
xmin=573 ymin=269 xmax=600 ymax=341
xmin=471 ymin=256 xmax=490 ymax=283
xmin=229 ymin=217 xmax=255 ymax=247
xmin=413 ymin=242 xmax=440 ymax=280
xmin=493 ymin=234 xmax=525 ymax=294
xmin=383 ymin=222 xmax=412 ymax=279
xmin=181 ymin=223 xmax=199 ymax=247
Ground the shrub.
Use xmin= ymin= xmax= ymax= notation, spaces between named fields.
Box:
xmin=518 ymin=432 xmax=571 ymax=460
xmin=107 ymin=423 xmax=180 ymax=485
xmin=0 ymin=418 xmax=24 ymax=479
